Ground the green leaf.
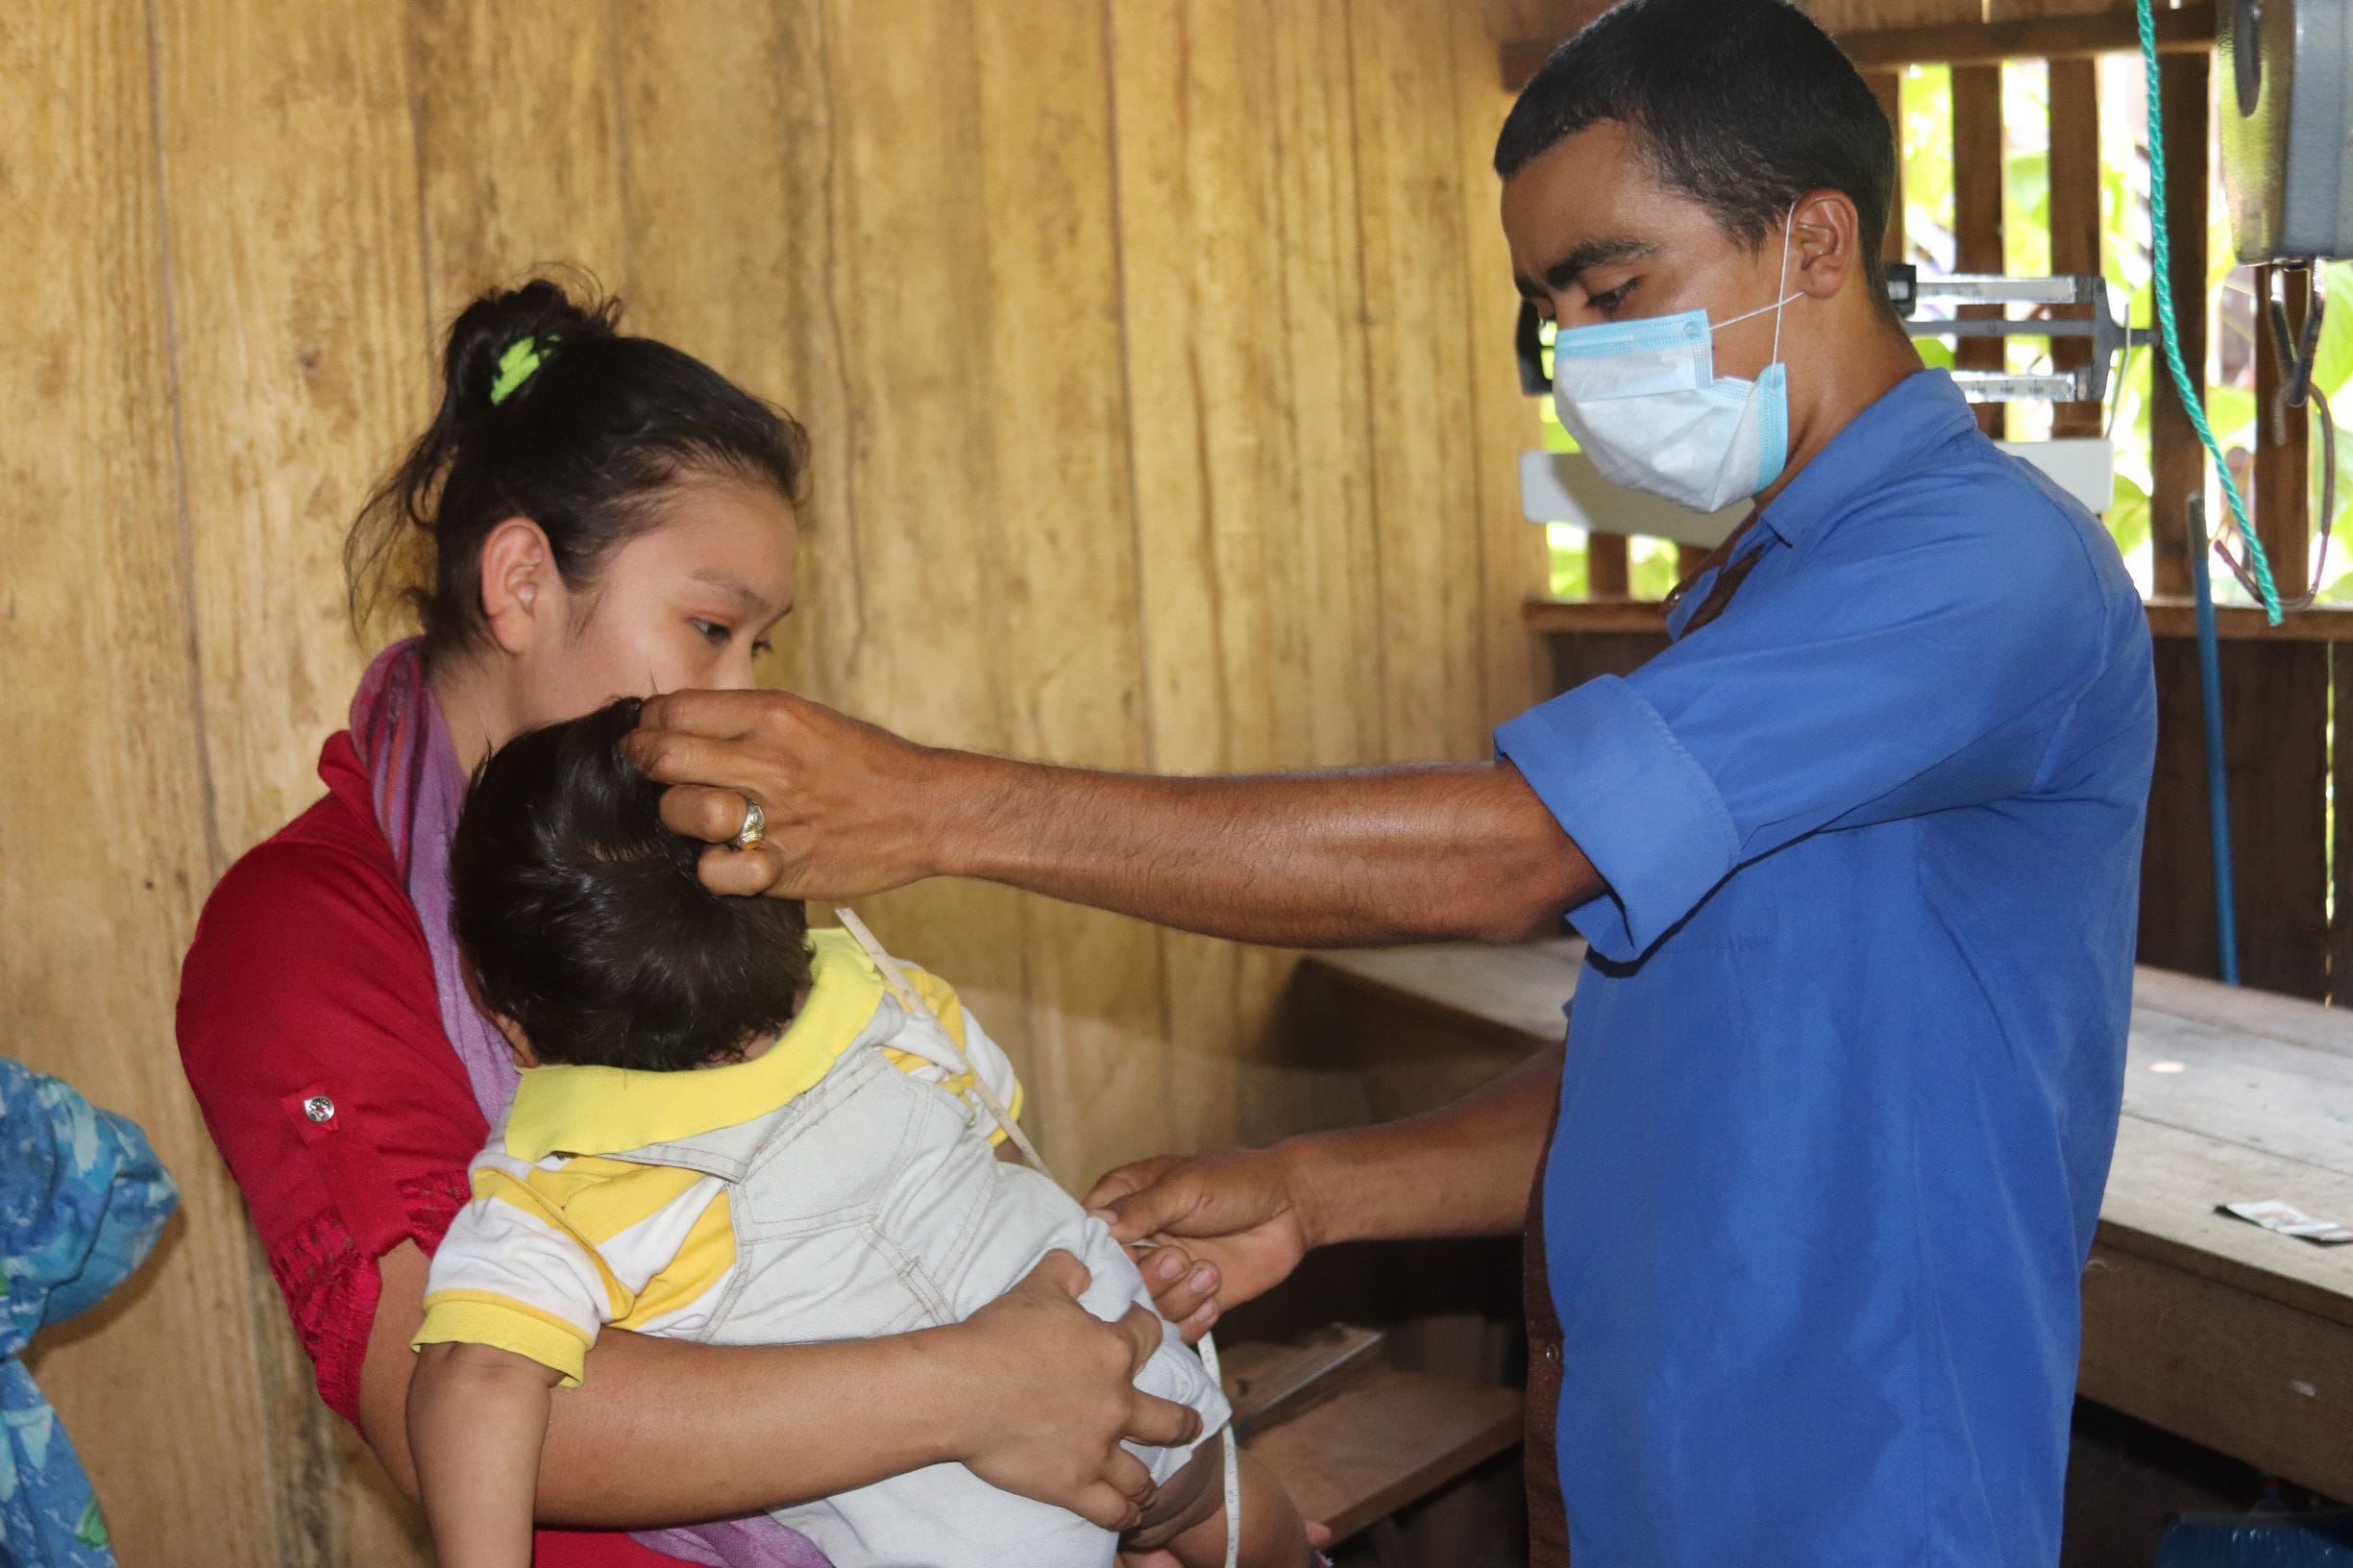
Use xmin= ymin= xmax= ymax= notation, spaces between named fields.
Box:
xmin=2204 ymin=383 xmax=2257 ymax=449
xmin=2107 ymin=472 xmax=2152 ymax=557
xmin=1547 ymin=525 xmax=1589 ymax=599
xmin=2306 ymin=261 xmax=2353 ymax=395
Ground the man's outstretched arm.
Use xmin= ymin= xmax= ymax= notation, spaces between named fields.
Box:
xmin=627 ymin=690 xmax=1600 ymax=947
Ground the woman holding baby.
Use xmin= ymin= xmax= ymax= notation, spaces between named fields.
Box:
xmin=176 ymin=281 xmax=1235 ymax=1568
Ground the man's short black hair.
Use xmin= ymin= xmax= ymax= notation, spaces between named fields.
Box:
xmin=453 ymin=698 xmax=813 ymax=1071
xmin=1495 ymin=0 xmax=1897 ymax=303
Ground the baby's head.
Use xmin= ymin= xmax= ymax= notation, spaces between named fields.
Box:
xmin=452 ymin=697 xmax=813 ymax=1070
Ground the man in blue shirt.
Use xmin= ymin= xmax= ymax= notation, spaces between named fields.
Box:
xmin=626 ymin=0 xmax=2157 ymax=1561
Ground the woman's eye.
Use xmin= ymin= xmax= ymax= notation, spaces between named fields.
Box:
xmin=691 ymin=619 xmax=731 ymax=646
xmin=751 ymin=638 xmax=774 ymax=658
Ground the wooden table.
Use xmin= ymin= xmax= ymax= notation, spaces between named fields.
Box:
xmin=1300 ymin=944 xmax=2353 ymax=1503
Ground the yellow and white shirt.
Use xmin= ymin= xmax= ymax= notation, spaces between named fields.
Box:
xmin=412 ymin=927 xmax=1022 ymax=1385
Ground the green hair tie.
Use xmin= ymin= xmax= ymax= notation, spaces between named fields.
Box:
xmin=488 ymin=332 xmax=557 ymax=406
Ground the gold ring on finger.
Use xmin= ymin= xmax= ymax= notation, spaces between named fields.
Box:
xmin=731 ymin=796 xmax=767 ymax=851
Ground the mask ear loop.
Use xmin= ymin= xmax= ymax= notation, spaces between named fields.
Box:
xmin=1769 ymin=200 xmax=1800 ymax=368
xmin=1712 ymin=201 xmax=1806 ymax=351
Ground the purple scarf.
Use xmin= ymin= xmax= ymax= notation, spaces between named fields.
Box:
xmin=350 ymin=640 xmax=831 ymax=1568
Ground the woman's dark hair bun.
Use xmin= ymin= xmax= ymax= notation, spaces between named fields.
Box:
xmin=442 ymin=278 xmax=616 ymax=425
xmin=345 ymin=272 xmax=809 ymax=657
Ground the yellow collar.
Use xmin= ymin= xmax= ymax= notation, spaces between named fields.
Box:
xmin=502 ymin=928 xmax=886 ymax=1162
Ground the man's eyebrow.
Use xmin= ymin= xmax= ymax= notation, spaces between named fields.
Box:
xmin=1514 ymin=236 xmax=1660 ymax=298
xmin=692 ymin=569 xmax=771 ymax=614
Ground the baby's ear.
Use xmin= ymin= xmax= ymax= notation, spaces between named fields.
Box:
xmin=459 ymin=962 xmax=540 ymax=1067
xmin=491 ymin=1012 xmax=539 ymax=1069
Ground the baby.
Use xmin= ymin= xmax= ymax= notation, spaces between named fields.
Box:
xmin=406 ymin=698 xmax=1310 ymax=1568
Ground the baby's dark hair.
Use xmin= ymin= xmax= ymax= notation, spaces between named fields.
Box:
xmin=452 ymin=698 xmax=812 ymax=1070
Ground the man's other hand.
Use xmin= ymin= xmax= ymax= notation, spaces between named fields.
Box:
xmin=1085 ymin=1145 xmax=1320 ymax=1331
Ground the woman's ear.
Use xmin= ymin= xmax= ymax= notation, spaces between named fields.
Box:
xmin=477 ymin=516 xmax=559 ymax=655
xmin=1789 ymin=188 xmax=1860 ymax=303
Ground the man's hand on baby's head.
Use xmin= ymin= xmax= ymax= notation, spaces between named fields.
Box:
xmin=627 ymin=690 xmax=951 ymax=902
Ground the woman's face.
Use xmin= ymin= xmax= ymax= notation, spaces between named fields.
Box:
xmin=509 ymin=471 xmax=799 ymax=733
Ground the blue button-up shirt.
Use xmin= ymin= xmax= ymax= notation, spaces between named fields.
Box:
xmin=1496 ymin=370 xmax=2156 ymax=1568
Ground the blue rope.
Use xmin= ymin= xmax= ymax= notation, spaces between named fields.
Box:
xmin=2138 ymin=0 xmax=2285 ymax=625
xmin=2188 ymin=500 xmax=2242 ymax=983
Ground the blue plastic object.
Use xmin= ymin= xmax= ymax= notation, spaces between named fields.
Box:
xmin=2156 ymin=1511 xmax=2353 ymax=1567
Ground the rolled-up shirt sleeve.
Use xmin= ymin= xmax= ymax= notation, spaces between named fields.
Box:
xmin=1498 ymin=495 xmax=2103 ymax=962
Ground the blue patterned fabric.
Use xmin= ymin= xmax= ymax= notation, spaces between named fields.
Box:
xmin=0 ymin=1060 xmax=177 ymax=1567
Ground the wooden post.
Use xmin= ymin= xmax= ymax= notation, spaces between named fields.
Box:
xmin=1588 ymin=532 xmax=1630 ymax=598
xmin=1867 ymin=69 xmax=1905 ymax=269
xmin=2048 ymin=59 xmax=2104 ymax=441
xmin=1951 ymin=63 xmax=2008 ymax=439
xmin=2149 ymin=48 xmax=2210 ymax=598
xmin=2337 ymin=643 xmax=2353 ymax=1003
xmin=2253 ymin=264 xmax=2314 ymax=601
xmin=2250 ymin=264 xmax=2329 ymax=1003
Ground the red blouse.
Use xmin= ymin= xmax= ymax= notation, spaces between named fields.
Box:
xmin=177 ymin=730 xmax=683 ymax=1568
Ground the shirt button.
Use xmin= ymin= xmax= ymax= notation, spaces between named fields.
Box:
xmin=303 ymin=1094 xmax=335 ymax=1124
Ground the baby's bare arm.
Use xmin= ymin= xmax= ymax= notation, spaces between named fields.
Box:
xmin=1123 ymin=1439 xmax=1311 ymax=1566
xmin=408 ymin=1341 xmax=563 ymax=1568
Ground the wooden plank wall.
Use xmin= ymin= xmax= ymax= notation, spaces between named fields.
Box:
xmin=0 ymin=2 xmax=1577 ymax=1562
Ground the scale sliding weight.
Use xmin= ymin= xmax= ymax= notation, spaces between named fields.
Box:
xmin=1885 ymin=264 xmax=2133 ymax=406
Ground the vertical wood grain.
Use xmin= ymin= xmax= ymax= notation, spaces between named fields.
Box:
xmin=1454 ymin=0 xmax=1554 ymax=735
xmin=149 ymin=0 xmax=439 ymax=1556
xmin=157 ymin=0 xmax=432 ymax=863
xmin=1867 ymin=70 xmax=1907 ymax=267
xmin=2335 ymin=645 xmax=2353 ymax=1004
xmin=1951 ymin=63 xmax=2009 ymax=440
xmin=2048 ymin=57 xmax=2106 ymax=440
xmin=1347 ymin=0 xmax=1494 ymax=762
xmin=968 ymin=2 xmax=1173 ymax=1182
xmin=787 ymin=0 xmax=1045 ymax=1149
xmin=2140 ymin=641 xmax=2330 ymax=997
xmin=1805 ymin=0 xmax=1983 ymax=26
xmin=2253 ymin=264 xmax=2313 ymax=601
xmin=3 ymin=1 xmax=1561 ymax=1554
xmin=0 ymin=2 xmax=331 ymax=1563
xmin=1107 ymin=0 xmax=1370 ymax=1154
xmin=1587 ymin=531 xmax=1632 ymax=597
xmin=2149 ymin=48 xmax=2209 ymax=598
xmin=404 ymin=0 xmax=628 ymax=315
xmin=1983 ymin=0 xmax=2140 ymax=17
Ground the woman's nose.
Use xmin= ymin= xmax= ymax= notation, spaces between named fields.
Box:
xmin=715 ymin=649 xmax=758 ymax=691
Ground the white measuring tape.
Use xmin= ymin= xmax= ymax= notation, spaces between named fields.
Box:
xmin=834 ymin=908 xmax=1242 ymax=1568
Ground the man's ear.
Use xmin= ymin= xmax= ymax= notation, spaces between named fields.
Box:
xmin=1788 ymin=188 xmax=1862 ymax=304
xmin=477 ymin=516 xmax=558 ymax=656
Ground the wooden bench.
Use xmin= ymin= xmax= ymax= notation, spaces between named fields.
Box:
xmin=1221 ymin=1325 xmax=1523 ymax=1545
xmin=1298 ymin=943 xmax=2353 ymax=1505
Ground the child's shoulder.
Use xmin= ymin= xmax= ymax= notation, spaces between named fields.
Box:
xmin=469 ymin=1144 xmax=718 ymax=1237
xmin=807 ymin=926 xmax=967 ymax=1024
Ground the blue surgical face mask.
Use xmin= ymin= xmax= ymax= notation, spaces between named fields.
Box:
xmin=1549 ymin=210 xmax=1801 ymax=514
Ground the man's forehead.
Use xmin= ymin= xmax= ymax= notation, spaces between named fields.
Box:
xmin=1501 ymin=124 xmax=1723 ymax=282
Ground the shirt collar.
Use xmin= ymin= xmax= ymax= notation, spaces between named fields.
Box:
xmin=1755 ymin=368 xmax=1978 ymax=547
xmin=502 ymin=928 xmax=887 ymax=1162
